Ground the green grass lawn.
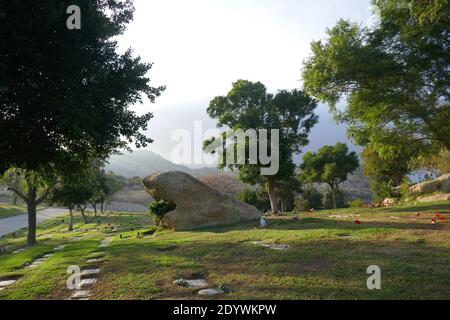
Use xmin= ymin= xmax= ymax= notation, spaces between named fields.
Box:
xmin=0 ymin=201 xmax=449 ymax=300
xmin=0 ymin=204 xmax=28 ymax=219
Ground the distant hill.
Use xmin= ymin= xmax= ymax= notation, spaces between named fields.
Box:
xmin=105 ymin=150 xmax=218 ymax=178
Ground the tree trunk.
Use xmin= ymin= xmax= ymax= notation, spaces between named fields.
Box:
xmin=281 ymin=199 xmax=286 ymax=213
xmin=11 ymin=193 xmax=17 ymax=205
xmin=79 ymin=205 xmax=88 ymax=224
xmin=328 ymin=183 xmax=337 ymax=209
xmin=26 ymin=201 xmax=37 ymax=246
xmin=100 ymin=201 xmax=104 ymax=214
xmin=267 ymin=177 xmax=279 ymax=214
xmin=92 ymin=203 xmax=97 ymax=217
xmin=68 ymin=208 xmax=74 ymax=231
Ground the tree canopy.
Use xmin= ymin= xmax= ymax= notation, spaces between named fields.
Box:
xmin=204 ymin=80 xmax=318 ymax=213
xmin=0 ymin=0 xmax=164 ymax=174
xmin=299 ymin=143 xmax=359 ymax=209
xmin=302 ymin=0 xmax=450 ymax=152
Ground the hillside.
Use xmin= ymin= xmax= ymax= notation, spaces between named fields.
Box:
xmin=105 ymin=150 xmax=218 ymax=178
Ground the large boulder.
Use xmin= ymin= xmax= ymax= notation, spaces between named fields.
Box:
xmin=417 ymin=193 xmax=450 ymax=203
xmin=142 ymin=171 xmax=261 ymax=230
xmin=409 ymin=173 xmax=450 ymax=195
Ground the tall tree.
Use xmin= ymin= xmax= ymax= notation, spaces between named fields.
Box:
xmin=299 ymin=143 xmax=359 ymax=209
xmin=0 ymin=0 xmax=163 ymax=244
xmin=302 ymin=0 xmax=450 ymax=151
xmin=204 ymin=80 xmax=318 ymax=213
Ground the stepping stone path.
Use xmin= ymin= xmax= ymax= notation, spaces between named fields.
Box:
xmin=186 ymin=279 xmax=208 ymax=288
xmin=86 ymin=257 xmax=104 ymax=264
xmin=250 ymin=241 xmax=290 ymax=250
xmin=98 ymin=237 xmax=112 ymax=248
xmin=80 ymin=278 xmax=97 ymax=286
xmin=70 ymin=237 xmax=83 ymax=242
xmin=71 ymin=290 xmax=91 ymax=300
xmin=81 ymin=268 xmax=100 ymax=276
xmin=0 ymin=280 xmax=17 ymax=289
xmin=198 ymin=288 xmax=221 ymax=296
xmin=54 ymin=244 xmax=66 ymax=251
xmin=25 ymin=253 xmax=54 ymax=269
xmin=13 ymin=248 xmax=26 ymax=254
xmin=69 ymin=250 xmax=107 ymax=300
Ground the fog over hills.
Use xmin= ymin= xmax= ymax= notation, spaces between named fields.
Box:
xmin=105 ymin=149 xmax=218 ymax=178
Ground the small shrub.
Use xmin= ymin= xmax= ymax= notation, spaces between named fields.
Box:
xmin=173 ymin=278 xmax=189 ymax=287
xmin=237 ymin=188 xmax=271 ymax=211
xmin=349 ymin=199 xmax=365 ymax=208
xmin=295 ymin=186 xmax=323 ymax=211
xmin=322 ymin=189 xmax=346 ymax=209
xmin=148 ymin=200 xmax=176 ymax=226
xmin=218 ymin=282 xmax=231 ymax=294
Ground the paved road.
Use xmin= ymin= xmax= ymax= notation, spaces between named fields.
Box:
xmin=0 ymin=208 xmax=67 ymax=237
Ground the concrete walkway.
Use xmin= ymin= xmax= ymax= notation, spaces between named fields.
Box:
xmin=0 ymin=208 xmax=67 ymax=237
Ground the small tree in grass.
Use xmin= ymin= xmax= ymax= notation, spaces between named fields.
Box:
xmin=51 ymin=184 xmax=92 ymax=231
xmin=148 ymin=200 xmax=176 ymax=227
xmin=300 ymin=143 xmax=359 ymax=209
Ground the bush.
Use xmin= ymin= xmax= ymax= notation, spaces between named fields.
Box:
xmin=322 ymin=189 xmax=346 ymax=209
xmin=148 ymin=200 xmax=175 ymax=226
xmin=349 ymin=199 xmax=365 ymax=208
xmin=295 ymin=186 xmax=323 ymax=211
xmin=237 ymin=188 xmax=271 ymax=211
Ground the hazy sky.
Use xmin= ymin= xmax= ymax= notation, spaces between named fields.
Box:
xmin=117 ymin=0 xmax=373 ymax=166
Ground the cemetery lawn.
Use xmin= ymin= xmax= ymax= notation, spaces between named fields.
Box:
xmin=0 ymin=204 xmax=28 ymax=219
xmin=0 ymin=201 xmax=449 ymax=300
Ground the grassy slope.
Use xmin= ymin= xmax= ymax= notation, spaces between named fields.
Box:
xmin=0 ymin=201 xmax=449 ymax=300
xmin=0 ymin=204 xmax=27 ymax=219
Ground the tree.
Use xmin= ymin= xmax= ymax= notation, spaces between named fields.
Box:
xmin=0 ymin=1 xmax=163 ymax=244
xmin=274 ymin=177 xmax=302 ymax=212
xmin=2 ymin=168 xmax=56 ymax=245
xmin=295 ymin=185 xmax=323 ymax=211
xmin=302 ymin=0 xmax=450 ymax=151
xmin=299 ymin=143 xmax=359 ymax=209
xmin=50 ymin=183 xmax=92 ymax=231
xmin=101 ymin=173 xmax=124 ymax=212
xmin=204 ymin=80 xmax=318 ymax=214
xmin=0 ymin=0 xmax=164 ymax=173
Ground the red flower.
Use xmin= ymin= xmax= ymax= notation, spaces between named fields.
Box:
xmin=431 ymin=218 xmax=437 ymax=224
xmin=439 ymin=216 xmax=446 ymax=221
xmin=355 ymin=220 xmax=362 ymax=225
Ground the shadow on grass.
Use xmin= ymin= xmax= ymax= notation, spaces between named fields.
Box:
xmin=102 ymin=236 xmax=450 ymax=299
xmin=188 ymin=217 xmax=443 ymax=234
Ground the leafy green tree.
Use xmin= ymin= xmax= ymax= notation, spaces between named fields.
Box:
xmin=302 ymin=0 xmax=450 ymax=151
xmin=237 ymin=188 xmax=271 ymax=212
xmin=0 ymin=0 xmax=164 ymax=174
xmin=274 ymin=177 xmax=302 ymax=212
xmin=294 ymin=185 xmax=323 ymax=211
xmin=204 ymin=80 xmax=318 ymax=214
xmin=299 ymin=143 xmax=359 ymax=209
xmin=50 ymin=183 xmax=92 ymax=231
xmin=2 ymin=168 xmax=56 ymax=245
xmin=0 ymin=1 xmax=162 ymax=244
xmin=322 ymin=188 xmax=346 ymax=209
